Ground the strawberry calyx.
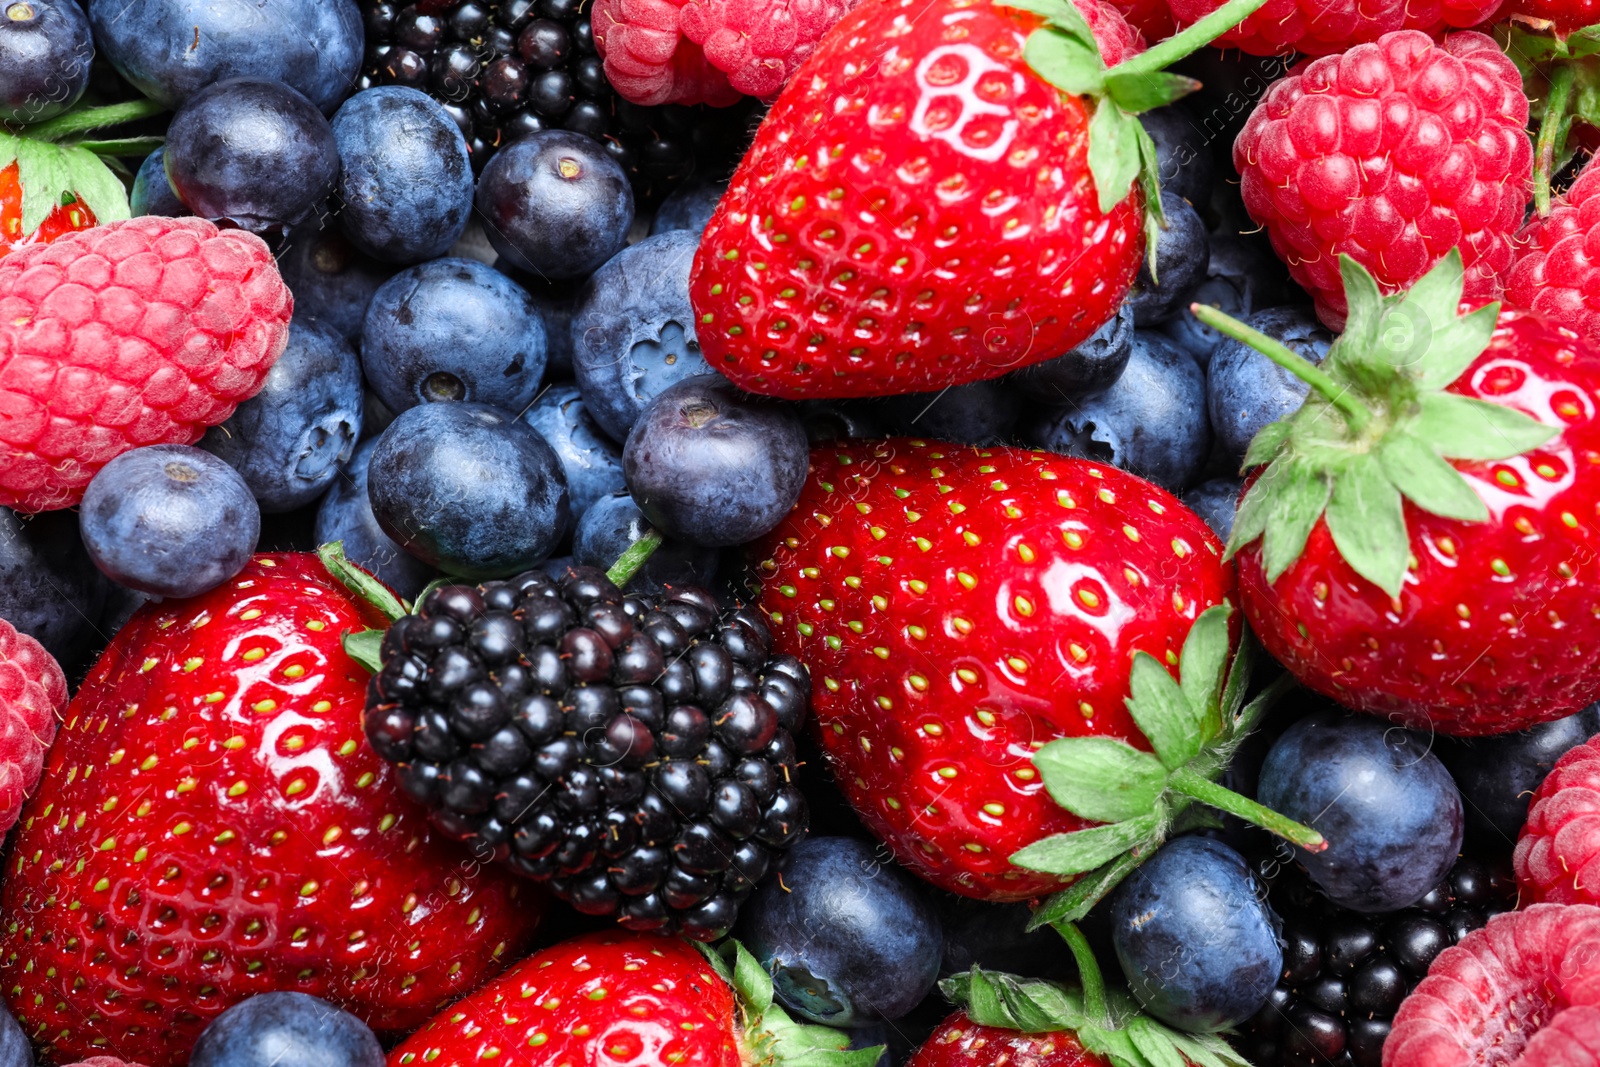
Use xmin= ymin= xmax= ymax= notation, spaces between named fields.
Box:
xmin=1194 ymin=250 xmax=1556 ymax=597
xmin=1503 ymin=22 xmax=1600 ymax=212
xmin=696 ymin=940 xmax=886 ymax=1067
xmin=319 ymin=541 xmax=410 ymax=673
xmin=1014 ymin=603 xmax=1323 ymax=928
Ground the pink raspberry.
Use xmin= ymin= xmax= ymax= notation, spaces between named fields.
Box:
xmin=0 ymin=216 xmax=293 ymax=514
xmin=0 ymin=618 xmax=65 ymax=837
xmin=1110 ymin=0 xmax=1175 ymax=42
xmin=1386 ymin=904 xmax=1600 ymax=1066
xmin=591 ymin=0 xmax=743 ymax=106
xmin=1168 ymin=0 xmax=1501 ymax=55
xmin=1508 ymin=161 xmax=1600 ymax=350
xmin=679 ymin=0 xmax=863 ymax=99
xmin=63 ymin=1059 xmax=153 ymax=1067
xmin=1516 ymin=733 xmax=1600 ymax=907
xmin=1234 ymin=30 xmax=1530 ymax=329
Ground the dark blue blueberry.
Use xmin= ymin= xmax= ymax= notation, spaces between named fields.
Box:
xmin=1142 ymin=105 xmax=1214 ymax=209
xmin=1259 ymin=711 xmax=1465 ymax=913
xmin=332 ymin=86 xmax=473 ymax=264
xmin=362 ymin=257 xmax=547 ymax=415
xmin=130 ymin=148 xmax=187 ymax=217
xmin=878 ymin=379 xmax=1019 ymax=446
xmin=1025 ymin=331 xmax=1210 ymax=491
xmin=200 ymin=317 xmax=363 ymax=513
xmin=314 ymin=437 xmax=436 ymax=601
xmin=476 ymin=129 xmax=633 ymax=279
xmin=277 ymin=221 xmax=396 ymax=343
xmin=0 ymin=0 xmax=91 ymax=125
xmin=86 ymin=0 xmax=363 ymax=113
xmin=189 ymin=991 xmax=383 ymax=1067
xmin=1182 ymin=477 xmax=1244 ymax=542
xmin=1110 ymin=836 xmax=1282 ymax=1033
xmin=521 ymin=383 xmax=624 ymax=521
xmin=1207 ymin=306 xmax=1332 ymax=465
xmin=1163 ymin=234 xmax=1295 ymax=365
xmin=164 ymin=77 xmax=341 ymax=236
xmin=572 ymin=491 xmax=719 ymax=594
xmin=0 ymin=507 xmax=104 ymax=680
xmin=0 ymin=1000 xmax=28 ymax=1067
xmin=80 ymin=444 xmax=261 ymax=599
xmin=1129 ymin=191 xmax=1210 ymax=326
xmin=650 ymin=175 xmax=726 ymax=237
xmin=737 ymin=836 xmax=943 ymax=1025
xmin=571 ymin=229 xmax=708 ymax=441
xmin=1439 ymin=705 xmax=1600 ymax=847
xmin=367 ymin=402 xmax=569 ymax=580
xmin=1010 ymin=302 xmax=1134 ymax=402
xmin=520 ymin=275 xmax=582 ymax=380
xmin=623 ymin=375 xmax=809 ymax=547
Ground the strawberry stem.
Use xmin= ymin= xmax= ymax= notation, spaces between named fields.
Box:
xmin=24 ymin=100 xmax=166 ymax=144
xmin=1166 ymin=765 xmax=1327 ymax=851
xmin=1107 ymin=0 xmax=1272 ymax=81
xmin=1052 ymin=922 xmax=1111 ymax=1029
xmin=1190 ymin=302 xmax=1374 ymax=435
xmin=1536 ymin=63 xmax=1575 ymax=216
xmin=606 ymin=530 xmax=664 ymax=588
xmin=317 ymin=541 xmax=409 ymax=623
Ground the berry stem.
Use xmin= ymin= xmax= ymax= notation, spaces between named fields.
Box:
xmin=1535 ymin=63 xmax=1575 ymax=216
xmin=1190 ymin=303 xmax=1374 ymax=435
xmin=24 ymin=100 xmax=166 ymax=143
xmin=1166 ymin=765 xmax=1327 ymax=851
xmin=1107 ymin=0 xmax=1272 ymax=81
xmin=317 ymin=541 xmax=409 ymax=623
xmin=606 ymin=530 xmax=665 ymax=589
xmin=1052 ymin=922 xmax=1111 ymax=1028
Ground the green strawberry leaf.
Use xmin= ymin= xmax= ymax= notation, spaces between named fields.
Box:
xmin=318 ymin=541 xmax=409 ymax=622
xmin=1379 ymin=432 xmax=1490 ymax=523
xmin=1412 ymin=392 xmax=1558 ymax=461
xmin=731 ymin=940 xmax=775 ymax=1017
xmin=1024 ymin=29 xmax=1107 ymax=96
xmin=1258 ymin=459 xmax=1333 ymax=583
xmin=1242 ymin=419 xmax=1292 ymax=469
xmin=1011 ymin=813 xmax=1163 ymax=875
xmin=700 ymin=941 xmax=885 ymax=1067
xmin=340 ymin=629 xmax=384 ymax=674
xmin=1127 ymin=1018 xmax=1188 ymax=1067
xmin=947 ymin=968 xmax=1091 ymax=1034
xmin=1026 ymin=849 xmax=1145 ymax=930
xmin=1323 ymin=452 xmax=1409 ymax=596
xmin=2 ymin=132 xmax=131 ymax=238
xmin=1000 ymin=0 xmax=1102 ymax=49
xmin=1035 ymin=737 xmax=1170 ymax=822
xmin=1176 ymin=603 xmax=1231 ymax=739
xmin=1103 ymin=71 xmax=1201 ymax=115
xmin=1087 ymin=101 xmax=1143 ymax=216
xmin=1124 ymin=652 xmax=1201 ymax=770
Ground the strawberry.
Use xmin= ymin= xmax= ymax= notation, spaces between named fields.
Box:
xmin=0 ymin=551 xmax=543 ymax=1067
xmin=754 ymin=440 xmax=1322 ymax=913
xmin=1199 ymin=251 xmax=1600 ymax=736
xmin=387 ymin=932 xmax=883 ymax=1067
xmin=0 ymin=160 xmax=98 ymax=255
xmin=689 ymin=0 xmax=1271 ymax=399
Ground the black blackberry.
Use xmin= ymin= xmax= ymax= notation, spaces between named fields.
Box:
xmin=1233 ymin=854 xmax=1516 ymax=1067
xmin=362 ymin=565 xmax=810 ymax=940
xmin=356 ymin=0 xmax=755 ymax=201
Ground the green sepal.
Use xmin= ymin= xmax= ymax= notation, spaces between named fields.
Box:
xmin=1103 ymin=70 xmax=1201 ymax=114
xmin=1503 ymin=22 xmax=1600 ymax=211
xmin=1087 ymin=101 xmax=1143 ymax=216
xmin=1176 ymin=604 xmax=1230 ymax=738
xmin=1411 ymin=392 xmax=1558 ymax=461
xmin=1011 ymin=812 xmax=1163 ymax=875
xmin=409 ymin=576 xmax=453 ymax=613
xmin=318 ymin=541 xmax=409 ymax=622
xmin=1024 ymin=28 xmax=1106 ymax=96
xmin=341 ymin=629 xmax=385 ymax=675
xmin=1035 ymin=737 xmax=1169 ymax=823
xmin=0 ymin=131 xmax=130 ymax=238
xmin=1323 ymin=454 xmax=1408 ymax=596
xmin=1027 ymin=849 xmax=1146 ymax=930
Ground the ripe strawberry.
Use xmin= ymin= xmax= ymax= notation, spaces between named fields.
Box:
xmin=1515 ymin=733 xmax=1600 ymax=906
xmin=1166 ymin=0 xmax=1499 ymax=56
xmin=0 ymin=121 xmax=140 ymax=260
xmin=755 ymin=440 xmax=1322 ymax=906
xmin=0 ymin=553 xmax=543 ymax=1067
xmin=0 ymin=160 xmax=97 ymax=256
xmin=1206 ymin=251 xmax=1600 ymax=735
xmin=1385 ymin=904 xmax=1600 ymax=1065
xmin=1508 ymin=157 xmax=1600 ymax=346
xmin=909 ymin=1014 xmax=1111 ymax=1067
xmin=0 ymin=216 xmax=294 ymax=514
xmin=387 ymin=932 xmax=882 ymax=1067
xmin=0 ymin=616 xmax=67 ymax=836
xmin=1233 ymin=31 xmax=1530 ymax=330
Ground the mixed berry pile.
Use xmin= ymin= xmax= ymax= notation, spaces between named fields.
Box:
xmin=5 ymin=1 xmax=1600 ymax=1066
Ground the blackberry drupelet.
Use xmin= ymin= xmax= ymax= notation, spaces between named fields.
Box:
xmin=1234 ymin=854 xmax=1516 ymax=1067
xmin=362 ymin=565 xmax=810 ymax=940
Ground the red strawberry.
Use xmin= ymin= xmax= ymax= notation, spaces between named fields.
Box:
xmin=0 ymin=160 xmax=97 ymax=256
xmin=755 ymin=440 xmax=1321 ymax=906
xmin=1515 ymin=732 xmax=1600 ymax=906
xmin=0 ymin=552 xmax=543 ymax=1067
xmin=0 ymin=216 xmax=294 ymax=514
xmin=0 ymin=121 xmax=142 ymax=261
xmin=1385 ymin=904 xmax=1600 ymax=1065
xmin=1233 ymin=31 xmax=1530 ymax=330
xmin=1204 ymin=250 xmax=1600 ymax=736
xmin=909 ymin=1014 xmax=1111 ymax=1067
xmin=387 ymin=932 xmax=882 ymax=1067
xmin=0 ymin=616 xmax=67 ymax=835
xmin=1166 ymin=0 xmax=1499 ymax=56
xmin=1508 ymin=157 xmax=1600 ymax=347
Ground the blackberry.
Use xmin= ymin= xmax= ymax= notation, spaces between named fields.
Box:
xmin=1233 ymin=854 xmax=1516 ymax=1067
xmin=362 ymin=565 xmax=809 ymax=940
xmin=356 ymin=0 xmax=755 ymax=201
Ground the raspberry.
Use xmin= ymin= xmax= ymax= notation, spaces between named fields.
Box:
xmin=679 ymin=0 xmax=864 ymax=99
xmin=1110 ymin=0 xmax=1175 ymax=43
xmin=1516 ymin=734 xmax=1600 ymax=907
xmin=0 ymin=618 xmax=65 ymax=837
xmin=63 ymin=1059 xmax=152 ymax=1067
xmin=1233 ymin=31 xmax=1531 ymax=329
xmin=1507 ymin=162 xmax=1600 ymax=349
xmin=1385 ymin=904 xmax=1600 ymax=1066
xmin=1167 ymin=0 xmax=1500 ymax=55
xmin=0 ymin=216 xmax=293 ymax=514
xmin=591 ymin=0 xmax=744 ymax=107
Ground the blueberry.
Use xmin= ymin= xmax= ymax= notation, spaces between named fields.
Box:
xmin=1207 ymin=306 xmax=1332 ymax=465
xmin=1129 ymin=191 xmax=1210 ymax=326
xmin=1182 ymin=478 xmax=1243 ymax=541
xmin=367 ymin=402 xmax=569 ymax=580
xmin=0 ymin=507 xmax=107 ymax=667
xmin=1010 ymin=302 xmax=1134 ymax=402
xmin=1258 ymin=711 xmax=1465 ymax=912
xmin=130 ymin=148 xmax=187 ymax=217
xmin=1142 ymin=106 xmax=1214 ymax=209
xmin=520 ymin=383 xmax=625 ymax=521
xmin=1110 ymin=836 xmax=1282 ymax=1033
xmin=624 ymin=375 xmax=809 ymax=547
xmin=332 ymin=86 xmax=473 ymax=264
xmin=164 ymin=77 xmax=341 ymax=236
xmin=80 ymin=445 xmax=260 ymax=599
xmin=797 ymin=400 xmax=886 ymax=443
xmin=521 ymin=275 xmax=582 ymax=379
xmin=1163 ymin=234 xmax=1294 ymax=365
xmin=572 ymin=491 xmax=719 ymax=594
xmin=1439 ymin=705 xmax=1600 ymax=846
xmin=571 ymin=229 xmax=708 ymax=441
xmin=476 ymin=129 xmax=633 ymax=279
xmin=200 ymin=318 xmax=363 ymax=513
xmin=737 ymin=836 xmax=943 ymax=1025
xmin=0 ymin=1000 xmax=27 ymax=1067
xmin=189 ymin=991 xmax=383 ymax=1067
xmin=277 ymin=221 xmax=396 ymax=343
xmin=650 ymin=175 xmax=727 ymax=237
xmin=1025 ymin=331 xmax=1210 ymax=491
xmin=85 ymin=0 xmax=363 ymax=113
xmin=878 ymin=379 xmax=1019 ymax=446
xmin=0 ymin=0 xmax=91 ymax=125
xmin=314 ymin=437 xmax=437 ymax=601
xmin=362 ymin=258 xmax=547 ymax=415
